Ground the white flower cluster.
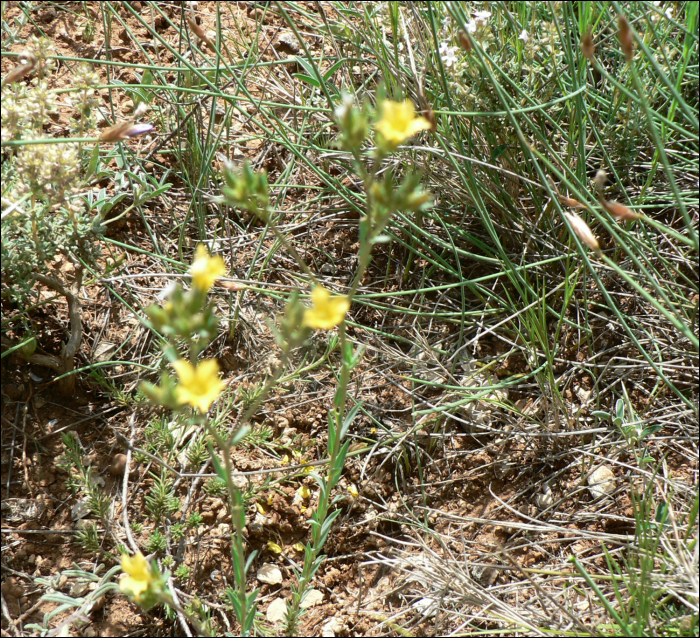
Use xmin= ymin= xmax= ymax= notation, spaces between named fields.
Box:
xmin=439 ymin=41 xmax=458 ymax=68
xmin=1 ymin=36 xmax=60 ymax=142
xmin=14 ymin=139 xmax=82 ymax=210
xmin=652 ymin=1 xmax=674 ymax=22
xmin=465 ymin=10 xmax=492 ymax=35
xmin=437 ymin=10 xmax=493 ymax=90
xmin=1 ymin=80 xmax=58 ymax=143
xmin=25 ymin=34 xmax=57 ymax=77
xmin=70 ymin=62 xmax=102 ymax=133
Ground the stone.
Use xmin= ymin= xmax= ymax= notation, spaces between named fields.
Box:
xmin=266 ymin=597 xmax=287 ymax=623
xmin=257 ymin=564 xmax=283 ymax=585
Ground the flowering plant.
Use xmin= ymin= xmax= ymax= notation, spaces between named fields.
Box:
xmin=219 ymin=93 xmax=431 ymax=633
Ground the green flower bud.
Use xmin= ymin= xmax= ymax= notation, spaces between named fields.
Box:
xmin=334 ymin=93 xmax=368 ymax=152
xmin=18 ymin=336 xmax=37 ymax=360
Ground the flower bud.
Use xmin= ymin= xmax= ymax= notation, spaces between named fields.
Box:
xmin=334 ymin=93 xmax=368 ymax=151
xmin=220 ymin=161 xmax=270 ymax=218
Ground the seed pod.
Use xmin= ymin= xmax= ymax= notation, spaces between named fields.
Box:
xmin=593 ymin=169 xmax=608 ymax=194
xmin=2 ymin=52 xmax=37 ymax=85
xmin=581 ymin=30 xmax=595 ymax=62
xmin=558 ymin=194 xmax=585 ymax=209
xmin=599 ymin=197 xmax=641 ymax=220
xmin=618 ymin=15 xmax=634 ymax=62
xmin=457 ymin=30 xmax=472 ymax=55
xmin=216 ymin=280 xmax=247 ymax=291
xmin=99 ymin=121 xmax=154 ymax=142
xmin=564 ymin=211 xmax=601 ymax=256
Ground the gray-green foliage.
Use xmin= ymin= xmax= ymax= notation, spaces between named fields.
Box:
xmin=1 ymin=185 xmax=101 ymax=304
xmin=1 ymin=39 xmax=103 ymax=306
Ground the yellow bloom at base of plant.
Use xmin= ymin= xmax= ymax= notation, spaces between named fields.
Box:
xmin=172 ymin=359 xmax=226 ymax=413
xmin=375 ymin=99 xmax=432 ymax=150
xmin=120 ymin=552 xmax=154 ymax=602
xmin=302 ymin=286 xmax=350 ymax=329
xmin=191 ymin=244 xmax=226 ymax=292
xmin=297 ymin=485 xmax=311 ymax=499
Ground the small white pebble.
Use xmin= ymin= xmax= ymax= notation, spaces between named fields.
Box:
xmin=588 ymin=466 xmax=615 ymax=499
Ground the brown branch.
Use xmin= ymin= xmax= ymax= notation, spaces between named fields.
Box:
xmin=32 ymin=265 xmax=84 ymax=393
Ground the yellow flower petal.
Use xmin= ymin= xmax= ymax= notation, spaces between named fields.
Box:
xmin=297 ymin=485 xmax=311 ymax=499
xmin=122 ymin=552 xmax=150 ymax=579
xmin=302 ymin=286 xmax=350 ymax=330
xmin=191 ymin=244 xmax=226 ymax=292
xmin=120 ymin=575 xmax=150 ymax=600
xmin=172 ymin=359 xmax=226 ymax=412
xmin=267 ymin=541 xmax=283 ymax=554
xmin=120 ymin=552 xmax=154 ymax=602
xmin=375 ymin=100 xmax=431 ymax=149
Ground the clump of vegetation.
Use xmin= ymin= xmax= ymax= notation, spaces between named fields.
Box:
xmin=1 ymin=35 xmax=155 ymax=392
xmin=2 ymin=37 xmax=101 ymax=392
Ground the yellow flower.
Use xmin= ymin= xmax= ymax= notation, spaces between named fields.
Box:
xmin=297 ymin=485 xmax=311 ymax=499
xmin=190 ymin=244 xmax=226 ymax=292
xmin=267 ymin=541 xmax=283 ymax=554
xmin=302 ymin=286 xmax=350 ymax=330
xmin=374 ymin=99 xmax=432 ymax=150
xmin=172 ymin=359 xmax=226 ymax=412
xmin=120 ymin=552 xmax=154 ymax=602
